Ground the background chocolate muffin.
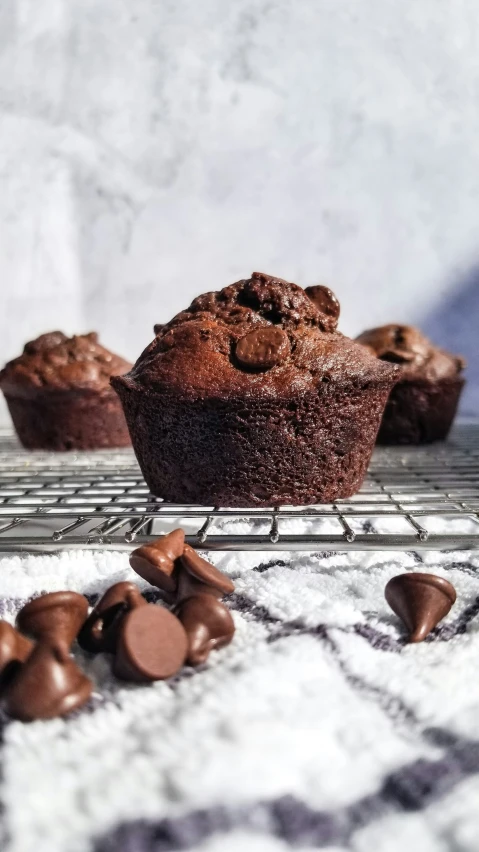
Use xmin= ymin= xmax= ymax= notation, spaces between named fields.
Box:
xmin=112 ymin=273 xmax=398 ymax=506
xmin=0 ymin=332 xmax=132 ymax=450
xmin=356 ymin=325 xmax=465 ymax=445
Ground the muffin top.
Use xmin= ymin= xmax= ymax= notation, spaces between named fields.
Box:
xmin=0 ymin=332 xmax=132 ymax=396
xmin=356 ymin=324 xmax=465 ymax=382
xmin=113 ymin=272 xmax=398 ymax=401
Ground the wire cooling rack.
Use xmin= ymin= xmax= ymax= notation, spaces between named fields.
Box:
xmin=0 ymin=424 xmax=479 ymax=552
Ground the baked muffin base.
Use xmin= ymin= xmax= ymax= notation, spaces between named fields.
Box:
xmin=5 ymin=390 xmax=131 ymax=451
xmin=377 ymin=377 xmax=464 ymax=445
xmin=114 ymin=379 xmax=393 ymax=506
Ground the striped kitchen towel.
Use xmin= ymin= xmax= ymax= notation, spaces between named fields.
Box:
xmin=0 ymin=546 xmax=478 ymax=852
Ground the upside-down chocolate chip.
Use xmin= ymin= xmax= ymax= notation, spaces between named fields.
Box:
xmin=16 ymin=592 xmax=89 ymax=646
xmin=304 ymin=285 xmax=340 ymax=331
xmin=385 ymin=572 xmax=456 ymax=643
xmin=176 ymin=594 xmax=235 ymax=666
xmin=235 ymin=327 xmax=290 ymax=372
xmin=129 ymin=529 xmax=185 ymax=595
xmin=78 ymin=582 xmax=146 ymax=654
xmin=4 ymin=642 xmax=93 ymax=721
xmin=114 ymin=605 xmax=188 ymax=683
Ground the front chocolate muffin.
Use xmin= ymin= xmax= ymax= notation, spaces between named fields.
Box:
xmin=0 ymin=332 xmax=132 ymax=450
xmin=356 ymin=324 xmax=465 ymax=444
xmin=112 ymin=273 xmax=398 ymax=506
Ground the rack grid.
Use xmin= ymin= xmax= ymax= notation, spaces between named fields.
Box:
xmin=0 ymin=425 xmax=479 ymax=551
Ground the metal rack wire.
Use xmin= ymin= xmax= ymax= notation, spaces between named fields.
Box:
xmin=0 ymin=424 xmax=479 ymax=551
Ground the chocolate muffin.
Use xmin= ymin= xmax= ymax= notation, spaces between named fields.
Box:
xmin=111 ymin=273 xmax=398 ymax=506
xmin=0 ymin=332 xmax=132 ymax=450
xmin=356 ymin=324 xmax=465 ymax=444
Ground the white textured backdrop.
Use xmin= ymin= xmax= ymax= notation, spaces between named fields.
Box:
xmin=1 ymin=0 xmax=478 ymax=418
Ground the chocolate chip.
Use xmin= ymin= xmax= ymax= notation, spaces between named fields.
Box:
xmin=78 ymin=582 xmax=146 ymax=653
xmin=380 ymin=349 xmax=416 ymax=364
xmin=6 ymin=591 xmax=93 ymax=720
xmin=180 ymin=546 xmax=235 ymax=598
xmin=129 ymin=529 xmax=185 ymax=595
xmin=0 ymin=622 xmax=33 ymax=689
xmin=114 ymin=605 xmax=188 ymax=682
xmin=17 ymin=591 xmax=89 ymax=646
xmin=4 ymin=642 xmax=93 ymax=721
xmin=356 ymin=325 xmax=430 ymax=366
xmin=176 ymin=594 xmax=235 ymax=665
xmin=23 ymin=331 xmax=68 ymax=355
xmin=385 ymin=572 xmax=456 ymax=643
xmin=235 ymin=327 xmax=290 ymax=372
xmin=304 ymin=286 xmax=340 ymax=331
xmin=176 ymin=570 xmax=222 ymax=603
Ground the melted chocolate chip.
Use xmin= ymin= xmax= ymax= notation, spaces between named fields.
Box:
xmin=355 ymin=324 xmax=464 ymax=379
xmin=304 ymin=286 xmax=340 ymax=331
xmin=235 ymin=327 xmax=290 ymax=371
xmin=23 ymin=331 xmax=68 ymax=355
xmin=380 ymin=349 xmax=416 ymax=364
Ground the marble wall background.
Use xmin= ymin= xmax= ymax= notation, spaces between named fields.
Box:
xmin=0 ymin=0 xmax=478 ymax=420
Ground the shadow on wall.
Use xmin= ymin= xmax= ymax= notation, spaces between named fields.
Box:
xmin=422 ymin=270 xmax=479 ymax=416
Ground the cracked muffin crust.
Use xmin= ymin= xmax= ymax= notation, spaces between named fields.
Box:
xmin=0 ymin=332 xmax=132 ymax=450
xmin=112 ymin=273 xmax=398 ymax=506
xmin=356 ymin=324 xmax=465 ymax=444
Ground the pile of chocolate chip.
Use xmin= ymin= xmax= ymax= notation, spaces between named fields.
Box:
xmin=0 ymin=527 xmax=460 ymax=724
xmin=0 ymin=529 xmax=235 ymax=722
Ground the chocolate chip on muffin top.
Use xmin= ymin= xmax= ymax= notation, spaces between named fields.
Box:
xmin=356 ymin=324 xmax=465 ymax=382
xmin=116 ymin=272 xmax=397 ymax=401
xmin=0 ymin=332 xmax=132 ymax=396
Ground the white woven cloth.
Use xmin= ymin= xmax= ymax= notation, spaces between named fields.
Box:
xmin=0 ymin=546 xmax=479 ymax=852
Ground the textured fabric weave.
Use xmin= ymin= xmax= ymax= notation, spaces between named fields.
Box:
xmin=0 ymin=546 xmax=478 ymax=852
